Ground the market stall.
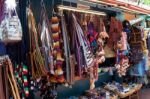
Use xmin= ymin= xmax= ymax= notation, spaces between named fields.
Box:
xmin=0 ymin=0 xmax=150 ymax=99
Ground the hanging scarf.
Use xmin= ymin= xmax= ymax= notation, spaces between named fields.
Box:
xmin=115 ymin=50 xmax=129 ymax=77
xmin=87 ymin=21 xmax=98 ymax=54
xmin=108 ymin=17 xmax=123 ymax=50
xmin=72 ymin=14 xmax=94 ymax=68
xmin=50 ymin=16 xmax=65 ymax=83
xmin=61 ymin=13 xmax=76 ymax=84
xmin=72 ymin=14 xmax=98 ymax=89
xmin=40 ymin=6 xmax=54 ymax=74
xmin=14 ymin=64 xmax=29 ymax=98
xmin=27 ymin=7 xmax=47 ymax=79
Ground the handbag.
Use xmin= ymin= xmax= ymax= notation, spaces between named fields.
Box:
xmin=0 ymin=4 xmax=22 ymax=43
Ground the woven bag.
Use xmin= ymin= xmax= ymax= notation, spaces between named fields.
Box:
xmin=0 ymin=8 xmax=22 ymax=43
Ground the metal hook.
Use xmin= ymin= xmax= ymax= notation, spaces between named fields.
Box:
xmin=61 ymin=0 xmax=63 ymax=5
xmin=52 ymin=0 xmax=57 ymax=16
xmin=70 ymin=0 xmax=71 ymax=7
xmin=52 ymin=0 xmax=54 ymax=8
xmin=27 ymin=0 xmax=31 ymax=6
xmin=41 ymin=0 xmax=44 ymax=7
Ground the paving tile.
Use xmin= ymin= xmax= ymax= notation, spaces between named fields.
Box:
xmin=140 ymin=88 xmax=150 ymax=99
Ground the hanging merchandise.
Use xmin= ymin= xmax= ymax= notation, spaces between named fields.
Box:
xmin=72 ymin=13 xmax=94 ymax=69
xmin=86 ymin=15 xmax=98 ymax=54
xmin=115 ymin=31 xmax=130 ymax=77
xmin=39 ymin=3 xmax=54 ymax=74
xmin=0 ymin=58 xmax=8 ymax=99
xmin=129 ymin=26 xmax=144 ymax=64
xmin=105 ymin=17 xmax=130 ymax=76
xmin=115 ymin=53 xmax=130 ymax=77
xmin=14 ymin=64 xmax=29 ymax=98
xmin=71 ymin=13 xmax=99 ymax=89
xmin=27 ymin=7 xmax=47 ymax=79
xmin=96 ymin=18 xmax=109 ymax=64
xmin=0 ymin=0 xmax=22 ymax=43
xmin=70 ymin=14 xmax=83 ymax=77
xmin=60 ymin=12 xmax=75 ymax=84
xmin=50 ymin=15 xmax=65 ymax=83
xmin=0 ymin=55 xmax=20 ymax=99
xmin=141 ymin=30 xmax=149 ymax=55
xmin=107 ymin=17 xmax=123 ymax=50
xmin=99 ymin=18 xmax=109 ymax=40
xmin=78 ymin=14 xmax=107 ymax=82
xmin=122 ymin=20 xmax=131 ymax=55
xmin=130 ymin=28 xmax=149 ymax=77
xmin=142 ymin=30 xmax=149 ymax=71
xmin=122 ymin=20 xmax=132 ymax=41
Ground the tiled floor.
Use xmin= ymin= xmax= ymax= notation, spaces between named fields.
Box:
xmin=123 ymin=88 xmax=150 ymax=99
xmin=140 ymin=88 xmax=150 ymax=99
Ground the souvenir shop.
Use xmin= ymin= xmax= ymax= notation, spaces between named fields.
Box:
xmin=0 ymin=0 xmax=150 ymax=99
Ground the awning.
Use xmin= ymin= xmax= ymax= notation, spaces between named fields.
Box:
xmin=88 ymin=0 xmax=150 ymax=15
xmin=129 ymin=16 xmax=146 ymax=25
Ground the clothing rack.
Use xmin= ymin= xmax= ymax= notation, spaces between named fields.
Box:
xmin=58 ymin=5 xmax=106 ymax=16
